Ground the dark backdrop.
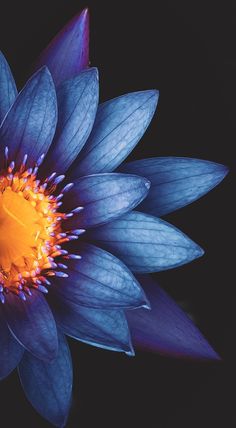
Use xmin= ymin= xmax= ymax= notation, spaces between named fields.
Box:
xmin=0 ymin=1 xmax=234 ymax=427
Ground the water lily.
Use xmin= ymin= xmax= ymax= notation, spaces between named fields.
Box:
xmin=0 ymin=8 xmax=228 ymax=427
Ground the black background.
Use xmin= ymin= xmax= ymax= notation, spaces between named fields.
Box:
xmin=0 ymin=1 xmax=234 ymax=427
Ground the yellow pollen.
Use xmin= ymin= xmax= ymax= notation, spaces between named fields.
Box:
xmin=0 ymin=164 xmax=66 ymax=297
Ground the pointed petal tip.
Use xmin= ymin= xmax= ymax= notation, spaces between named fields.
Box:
xmin=220 ymin=163 xmax=230 ymax=179
xmin=146 ymin=89 xmax=159 ymax=104
xmin=81 ymin=7 xmax=89 ymax=18
xmin=88 ymin=66 xmax=99 ymax=80
xmin=66 ymin=7 xmax=89 ymax=29
xmin=126 ymin=345 xmax=135 ymax=357
xmin=195 ymin=244 xmax=205 ymax=259
xmin=144 ymin=179 xmax=151 ymax=190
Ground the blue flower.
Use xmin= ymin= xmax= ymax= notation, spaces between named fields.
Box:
xmin=0 ymin=9 xmax=228 ymax=427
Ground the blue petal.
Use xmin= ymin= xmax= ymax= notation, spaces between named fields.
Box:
xmin=0 ymin=67 xmax=57 ymax=169
xmin=3 ymin=290 xmax=58 ymax=362
xmin=63 ymin=173 xmax=150 ymax=229
xmin=70 ymin=90 xmax=158 ymax=178
xmin=51 ymin=295 xmax=134 ymax=355
xmin=51 ymin=243 xmax=149 ymax=310
xmin=126 ymin=275 xmax=220 ymax=361
xmin=87 ymin=211 xmax=204 ymax=273
xmin=120 ymin=157 xmax=229 ymax=216
xmin=41 ymin=68 xmax=99 ymax=175
xmin=0 ymin=313 xmax=24 ymax=380
xmin=0 ymin=51 xmax=17 ymax=124
xmin=18 ymin=331 xmax=72 ymax=427
xmin=34 ymin=9 xmax=89 ymax=86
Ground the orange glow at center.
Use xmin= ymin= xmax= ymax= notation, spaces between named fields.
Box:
xmin=0 ymin=166 xmax=64 ymax=295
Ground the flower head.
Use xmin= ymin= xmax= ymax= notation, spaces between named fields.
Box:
xmin=0 ymin=9 xmax=228 ymax=427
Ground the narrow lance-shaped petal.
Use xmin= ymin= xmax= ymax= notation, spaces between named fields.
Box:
xmin=34 ymin=8 xmax=89 ymax=86
xmin=87 ymin=211 xmax=204 ymax=273
xmin=0 ymin=313 xmax=24 ymax=380
xmin=18 ymin=331 xmax=72 ymax=428
xmin=70 ymin=90 xmax=158 ymax=178
xmin=51 ymin=295 xmax=134 ymax=355
xmin=0 ymin=67 xmax=57 ymax=170
xmin=63 ymin=173 xmax=150 ymax=229
xmin=3 ymin=290 xmax=58 ymax=362
xmin=41 ymin=68 xmax=99 ymax=175
xmin=50 ymin=243 xmax=149 ymax=310
xmin=126 ymin=275 xmax=220 ymax=361
xmin=120 ymin=157 xmax=229 ymax=216
xmin=0 ymin=51 xmax=17 ymax=124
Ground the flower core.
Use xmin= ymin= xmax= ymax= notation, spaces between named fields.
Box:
xmin=0 ymin=149 xmax=82 ymax=303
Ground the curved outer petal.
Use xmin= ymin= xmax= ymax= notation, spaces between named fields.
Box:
xmin=63 ymin=173 xmax=150 ymax=229
xmin=0 ymin=51 xmax=17 ymax=124
xmin=51 ymin=243 xmax=149 ymax=310
xmin=33 ymin=9 xmax=89 ymax=86
xmin=0 ymin=313 xmax=24 ymax=380
xmin=3 ymin=290 xmax=58 ymax=362
xmin=126 ymin=275 xmax=220 ymax=361
xmin=51 ymin=295 xmax=134 ymax=355
xmin=70 ymin=90 xmax=159 ymax=178
xmin=87 ymin=211 xmax=204 ymax=273
xmin=120 ymin=157 xmax=229 ymax=216
xmin=18 ymin=331 xmax=72 ymax=427
xmin=41 ymin=68 xmax=99 ymax=175
xmin=0 ymin=67 xmax=57 ymax=170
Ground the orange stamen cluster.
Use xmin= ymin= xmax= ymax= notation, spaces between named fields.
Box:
xmin=0 ymin=149 xmax=84 ymax=303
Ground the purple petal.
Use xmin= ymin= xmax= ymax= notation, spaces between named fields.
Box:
xmin=63 ymin=173 xmax=150 ymax=229
xmin=18 ymin=331 xmax=72 ymax=427
xmin=71 ymin=90 xmax=158 ymax=178
xmin=3 ymin=290 xmax=58 ymax=362
xmin=51 ymin=295 xmax=134 ymax=355
xmin=0 ymin=67 xmax=57 ymax=169
xmin=0 ymin=313 xmax=24 ymax=380
xmin=120 ymin=157 xmax=229 ymax=216
xmin=126 ymin=275 xmax=221 ymax=361
xmin=0 ymin=51 xmax=17 ymax=124
xmin=88 ymin=211 xmax=204 ymax=273
xmin=41 ymin=68 xmax=98 ymax=175
xmin=51 ymin=243 xmax=149 ymax=310
xmin=34 ymin=9 xmax=89 ymax=86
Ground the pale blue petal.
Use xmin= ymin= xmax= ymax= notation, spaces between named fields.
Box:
xmin=87 ymin=211 xmax=204 ymax=273
xmin=51 ymin=243 xmax=149 ymax=309
xmin=0 ymin=51 xmax=17 ymax=124
xmin=0 ymin=67 xmax=57 ymax=169
xmin=42 ymin=68 xmax=99 ymax=175
xmin=18 ymin=331 xmax=72 ymax=427
xmin=0 ymin=314 xmax=24 ymax=380
xmin=34 ymin=9 xmax=89 ymax=86
xmin=126 ymin=275 xmax=221 ymax=361
xmin=70 ymin=90 xmax=158 ymax=178
xmin=3 ymin=290 xmax=58 ymax=362
xmin=120 ymin=157 xmax=229 ymax=215
xmin=63 ymin=173 xmax=150 ymax=229
xmin=51 ymin=295 xmax=134 ymax=355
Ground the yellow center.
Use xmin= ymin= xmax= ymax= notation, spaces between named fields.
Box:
xmin=0 ymin=164 xmax=67 ymax=297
